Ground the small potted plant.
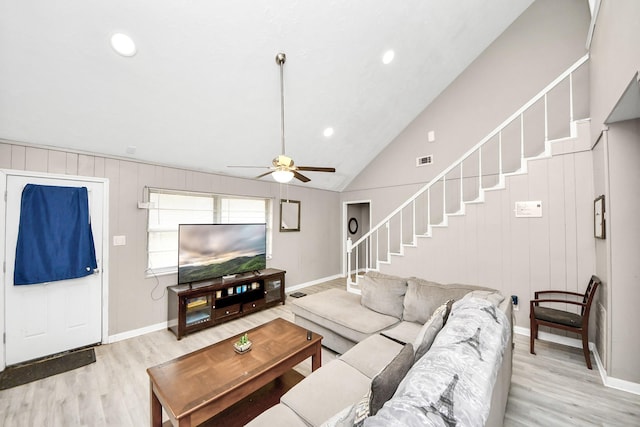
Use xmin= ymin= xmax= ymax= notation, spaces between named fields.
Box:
xmin=234 ymin=333 xmax=252 ymax=353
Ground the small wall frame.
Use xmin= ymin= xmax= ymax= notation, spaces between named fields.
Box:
xmin=594 ymin=195 xmax=605 ymax=239
xmin=280 ymin=199 xmax=300 ymax=232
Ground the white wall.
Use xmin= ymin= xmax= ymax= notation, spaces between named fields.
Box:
xmin=601 ymin=121 xmax=640 ymax=383
xmin=588 ymin=0 xmax=640 ymax=384
xmin=378 ymin=129 xmax=596 ymax=333
xmin=0 ymin=141 xmax=341 ymax=336
xmin=341 ymin=0 xmax=592 ymax=323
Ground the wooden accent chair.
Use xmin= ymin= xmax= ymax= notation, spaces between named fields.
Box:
xmin=529 ymin=275 xmax=601 ymax=369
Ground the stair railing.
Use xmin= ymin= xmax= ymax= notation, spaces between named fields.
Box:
xmin=346 ymin=54 xmax=589 ymax=292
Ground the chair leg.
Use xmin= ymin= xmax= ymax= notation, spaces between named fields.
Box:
xmin=581 ymin=333 xmax=592 ymax=370
xmin=530 ymin=319 xmax=536 ymax=355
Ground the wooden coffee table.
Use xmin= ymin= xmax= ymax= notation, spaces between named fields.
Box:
xmin=147 ymin=317 xmax=322 ymax=427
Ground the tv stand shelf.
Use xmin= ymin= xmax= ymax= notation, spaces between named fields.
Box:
xmin=167 ymin=268 xmax=285 ymax=339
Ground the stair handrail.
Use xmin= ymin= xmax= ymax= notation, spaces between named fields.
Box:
xmin=347 ymin=53 xmax=589 ymax=253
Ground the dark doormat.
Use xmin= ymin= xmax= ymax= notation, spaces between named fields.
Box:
xmin=289 ymin=291 xmax=306 ymax=298
xmin=0 ymin=347 xmax=96 ymax=390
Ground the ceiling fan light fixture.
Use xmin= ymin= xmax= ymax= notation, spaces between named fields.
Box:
xmin=272 ymin=168 xmax=294 ymax=183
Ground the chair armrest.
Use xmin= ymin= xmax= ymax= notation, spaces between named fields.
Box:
xmin=530 ymin=298 xmax=586 ymax=308
xmin=534 ymin=290 xmax=584 ymax=298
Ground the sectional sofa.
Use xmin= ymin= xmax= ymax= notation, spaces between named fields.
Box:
xmin=247 ymin=272 xmax=513 ymax=426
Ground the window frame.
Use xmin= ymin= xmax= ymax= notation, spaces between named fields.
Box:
xmin=145 ymin=187 xmax=273 ymax=276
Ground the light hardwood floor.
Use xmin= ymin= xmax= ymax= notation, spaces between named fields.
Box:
xmin=0 ymin=279 xmax=638 ymax=426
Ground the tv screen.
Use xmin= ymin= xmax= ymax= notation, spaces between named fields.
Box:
xmin=178 ymin=223 xmax=267 ymax=284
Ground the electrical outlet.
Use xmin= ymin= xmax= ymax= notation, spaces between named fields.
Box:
xmin=511 ymin=295 xmax=519 ymax=311
xmin=113 ymin=235 xmax=127 ymax=246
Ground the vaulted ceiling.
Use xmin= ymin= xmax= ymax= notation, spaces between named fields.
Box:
xmin=0 ymin=0 xmax=534 ymax=191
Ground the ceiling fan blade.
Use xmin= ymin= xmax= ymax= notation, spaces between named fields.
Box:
xmin=228 ymin=165 xmax=271 ymax=169
xmin=293 ymin=171 xmax=311 ymax=182
xmin=256 ymin=171 xmax=274 ymax=179
xmin=296 ymin=166 xmax=336 ymax=173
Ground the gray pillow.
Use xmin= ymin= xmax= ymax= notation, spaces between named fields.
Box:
xmin=412 ymin=299 xmax=452 ymax=362
xmin=403 ymin=278 xmax=492 ymax=323
xmin=360 ymin=272 xmax=407 ymax=319
xmin=369 ymin=343 xmax=414 ymax=415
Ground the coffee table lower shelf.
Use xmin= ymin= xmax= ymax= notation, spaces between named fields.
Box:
xmin=196 ymin=369 xmax=303 ymax=427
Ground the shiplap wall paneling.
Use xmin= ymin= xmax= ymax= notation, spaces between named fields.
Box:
xmin=506 ymin=173 xmax=532 ymax=328
xmin=0 ymin=143 xmax=11 ymax=168
xmin=25 ymin=147 xmax=47 ymax=172
xmin=498 ymin=187 xmax=513 ymax=304
xmin=459 ymin=204 xmax=479 ymax=285
xmin=527 ymin=159 xmax=552 ymax=306
xmin=10 ymin=145 xmax=26 ymax=169
xmin=47 ymin=150 xmax=66 ymax=174
xmin=574 ymin=151 xmax=596 ymax=291
xmin=547 ymin=156 xmax=570 ymax=299
xmin=119 ymin=161 xmax=147 ymax=331
xmin=477 ymin=187 xmax=504 ymax=289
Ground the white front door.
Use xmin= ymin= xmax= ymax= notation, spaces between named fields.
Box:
xmin=3 ymin=174 xmax=105 ymax=366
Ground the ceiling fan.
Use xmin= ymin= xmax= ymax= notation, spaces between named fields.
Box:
xmin=228 ymin=52 xmax=336 ymax=184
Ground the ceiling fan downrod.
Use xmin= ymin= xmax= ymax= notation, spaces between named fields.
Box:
xmin=276 ymin=52 xmax=286 ymax=156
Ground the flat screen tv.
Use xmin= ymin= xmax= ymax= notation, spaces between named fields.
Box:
xmin=178 ymin=223 xmax=267 ymax=284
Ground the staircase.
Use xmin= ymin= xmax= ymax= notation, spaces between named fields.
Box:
xmin=346 ymin=54 xmax=590 ymax=293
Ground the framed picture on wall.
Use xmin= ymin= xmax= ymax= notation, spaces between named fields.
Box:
xmin=594 ymin=195 xmax=605 ymax=239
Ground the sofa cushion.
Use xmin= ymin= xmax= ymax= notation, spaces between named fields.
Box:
xmin=340 ymin=334 xmax=403 ymax=379
xmin=413 ymin=299 xmax=452 ymax=362
xmin=281 ymin=359 xmax=371 ymax=426
xmin=360 ymin=272 xmax=407 ymax=319
xmin=366 ymin=297 xmax=511 ymax=427
xmin=462 ymin=289 xmax=506 ymax=306
xmin=380 ymin=321 xmax=422 ymax=345
xmin=403 ymin=278 xmax=493 ymax=323
xmin=245 ymin=403 xmax=308 ymax=427
xmin=291 ymin=288 xmax=399 ymax=344
xmin=369 ymin=343 xmax=414 ymax=416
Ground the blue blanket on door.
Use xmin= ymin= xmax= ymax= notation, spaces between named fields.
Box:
xmin=14 ymin=184 xmax=98 ymax=285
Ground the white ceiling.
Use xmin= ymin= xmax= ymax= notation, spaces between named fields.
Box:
xmin=0 ymin=0 xmax=533 ymax=191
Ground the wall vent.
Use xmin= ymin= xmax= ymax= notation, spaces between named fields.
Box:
xmin=416 ymin=155 xmax=433 ymax=167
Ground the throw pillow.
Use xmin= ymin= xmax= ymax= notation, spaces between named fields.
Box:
xmin=369 ymin=343 xmax=414 ymax=416
xmin=320 ymin=393 xmax=369 ymax=427
xmin=412 ymin=299 xmax=453 ymax=362
xmin=360 ymin=272 xmax=407 ymax=319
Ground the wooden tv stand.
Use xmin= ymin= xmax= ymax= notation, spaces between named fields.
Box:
xmin=167 ymin=268 xmax=285 ymax=340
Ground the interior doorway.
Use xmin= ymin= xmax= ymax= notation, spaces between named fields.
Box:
xmin=342 ymin=200 xmax=371 ymax=277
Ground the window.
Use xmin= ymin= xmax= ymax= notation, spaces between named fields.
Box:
xmin=146 ymin=188 xmax=272 ymax=274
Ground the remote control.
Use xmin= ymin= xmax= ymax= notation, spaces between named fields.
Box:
xmin=307 ymin=330 xmax=312 ymax=340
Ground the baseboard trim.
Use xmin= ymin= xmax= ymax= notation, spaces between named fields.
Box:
xmin=514 ymin=326 xmax=589 ymax=349
xmin=286 ymin=274 xmax=343 ymax=293
xmin=516 ymin=326 xmax=640 ymax=396
xmin=108 ymin=321 xmax=168 ymax=343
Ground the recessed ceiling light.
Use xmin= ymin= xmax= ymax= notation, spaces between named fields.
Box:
xmin=382 ymin=50 xmax=395 ymax=65
xmin=110 ymin=33 xmax=137 ymax=57
xmin=382 ymin=50 xmax=396 ymax=64
xmin=323 ymin=127 xmax=334 ymax=138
